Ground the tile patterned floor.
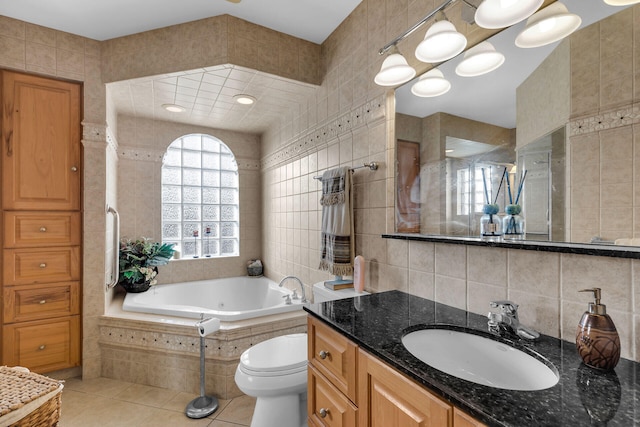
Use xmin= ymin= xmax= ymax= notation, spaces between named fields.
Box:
xmin=58 ymin=377 xmax=255 ymax=427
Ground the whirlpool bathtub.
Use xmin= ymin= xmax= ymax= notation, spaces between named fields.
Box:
xmin=122 ymin=276 xmax=304 ymax=321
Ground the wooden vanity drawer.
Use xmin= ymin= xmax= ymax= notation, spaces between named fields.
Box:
xmin=4 ymin=211 xmax=81 ymax=248
xmin=308 ymin=316 xmax=358 ymax=402
xmin=3 ymin=282 xmax=80 ymax=323
xmin=3 ymin=246 xmax=80 ymax=285
xmin=2 ymin=316 xmax=81 ymax=373
xmin=308 ymin=363 xmax=358 ymax=427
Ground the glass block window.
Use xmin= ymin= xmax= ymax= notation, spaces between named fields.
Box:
xmin=161 ymin=134 xmax=239 ymax=258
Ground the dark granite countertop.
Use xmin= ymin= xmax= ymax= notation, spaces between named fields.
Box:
xmin=304 ymin=290 xmax=640 ymax=427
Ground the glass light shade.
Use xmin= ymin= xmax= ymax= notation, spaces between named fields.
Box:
xmin=162 ymin=104 xmax=186 ymax=113
xmin=475 ymin=0 xmax=543 ymax=29
xmin=604 ymin=0 xmax=640 ymax=4
xmin=415 ymin=20 xmax=467 ymax=63
xmin=515 ymin=2 xmax=582 ymax=48
xmin=455 ymin=42 xmax=505 ymax=77
xmin=374 ymin=52 xmax=416 ymax=86
xmin=233 ymin=94 xmax=256 ymax=105
xmin=411 ymin=69 xmax=451 ymax=97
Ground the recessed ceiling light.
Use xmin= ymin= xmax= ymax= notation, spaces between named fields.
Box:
xmin=162 ymin=104 xmax=186 ymax=113
xmin=233 ymin=94 xmax=256 ymax=105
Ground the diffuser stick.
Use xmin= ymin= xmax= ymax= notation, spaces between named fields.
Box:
xmin=481 ymin=168 xmax=490 ymax=204
xmin=506 ymin=169 xmax=513 ymax=204
xmin=515 ymin=170 xmax=527 ymax=205
xmin=493 ymin=167 xmax=507 ymax=204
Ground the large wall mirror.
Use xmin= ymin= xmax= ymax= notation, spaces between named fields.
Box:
xmin=394 ymin=0 xmax=639 ymax=248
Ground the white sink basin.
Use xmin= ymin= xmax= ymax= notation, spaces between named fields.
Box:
xmin=402 ymin=328 xmax=559 ymax=391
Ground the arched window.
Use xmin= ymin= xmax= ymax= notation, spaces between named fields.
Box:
xmin=161 ymin=134 xmax=239 ymax=258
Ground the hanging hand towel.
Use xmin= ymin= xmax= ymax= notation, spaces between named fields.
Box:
xmin=319 ymin=166 xmax=354 ymax=276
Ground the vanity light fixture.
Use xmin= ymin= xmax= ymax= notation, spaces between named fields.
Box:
xmin=411 ymin=68 xmax=451 ymax=97
xmin=603 ymin=0 xmax=640 ymax=4
xmin=374 ymin=45 xmax=416 ymax=87
xmin=415 ymin=19 xmax=467 ymax=63
xmin=233 ymin=94 xmax=256 ymax=105
xmin=475 ymin=0 xmax=543 ymax=29
xmin=162 ymin=104 xmax=186 ymax=113
xmin=515 ymin=2 xmax=581 ymax=48
xmin=455 ymin=41 xmax=505 ymax=77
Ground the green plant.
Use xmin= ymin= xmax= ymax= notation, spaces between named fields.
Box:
xmin=119 ymin=237 xmax=175 ymax=286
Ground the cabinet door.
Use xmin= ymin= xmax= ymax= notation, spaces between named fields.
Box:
xmin=2 ymin=71 xmax=81 ymax=210
xmin=358 ymin=349 xmax=452 ymax=427
xmin=453 ymin=408 xmax=487 ymax=427
xmin=3 ymin=315 xmax=80 ymax=373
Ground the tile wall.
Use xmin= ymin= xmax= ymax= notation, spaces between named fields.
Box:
xmin=260 ymin=0 xmax=640 ymax=363
xmin=114 ymin=115 xmax=263 ymax=283
xmin=1 ymin=0 xmax=640 ymax=386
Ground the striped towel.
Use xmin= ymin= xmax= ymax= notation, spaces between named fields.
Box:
xmin=319 ymin=166 xmax=354 ymax=276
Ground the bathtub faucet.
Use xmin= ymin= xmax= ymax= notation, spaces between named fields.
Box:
xmin=278 ymin=276 xmax=308 ymax=303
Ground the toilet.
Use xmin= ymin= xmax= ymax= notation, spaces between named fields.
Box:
xmin=235 ymin=333 xmax=308 ymax=427
xmin=235 ymin=283 xmax=369 ymax=427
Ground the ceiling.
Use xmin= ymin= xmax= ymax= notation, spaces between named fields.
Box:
xmin=107 ymin=65 xmax=319 ymax=134
xmin=1 ymin=0 xmax=361 ymax=136
xmin=0 ymin=0 xmax=361 ymax=44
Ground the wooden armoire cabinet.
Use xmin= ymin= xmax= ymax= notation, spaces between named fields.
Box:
xmin=0 ymin=70 xmax=82 ymax=373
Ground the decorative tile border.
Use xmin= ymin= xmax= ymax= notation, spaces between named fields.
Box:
xmin=261 ymin=95 xmax=387 ymax=170
xmin=98 ymin=314 xmax=307 ymax=359
xmin=117 ymin=146 xmax=166 ymax=162
xmin=81 ymin=121 xmax=109 ymax=149
xmin=117 ymin=146 xmax=260 ymax=171
xmin=569 ymin=103 xmax=640 ymax=136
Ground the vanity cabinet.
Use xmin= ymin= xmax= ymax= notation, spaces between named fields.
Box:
xmin=307 ymin=316 xmax=487 ymax=427
xmin=0 ymin=70 xmax=82 ymax=373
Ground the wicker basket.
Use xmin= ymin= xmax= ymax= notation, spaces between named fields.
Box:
xmin=0 ymin=366 xmax=63 ymax=427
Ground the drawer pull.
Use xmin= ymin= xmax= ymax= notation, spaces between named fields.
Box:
xmin=319 ymin=408 xmax=329 ymax=418
xmin=39 ymin=226 xmax=47 ymax=232
xmin=38 ymin=345 xmax=46 ymax=351
xmin=39 ymin=300 xmax=46 ymax=305
xmin=71 ymin=166 xmax=78 ymax=172
xmin=39 ymin=263 xmax=47 ymax=268
xmin=318 ymin=350 xmax=330 ymax=360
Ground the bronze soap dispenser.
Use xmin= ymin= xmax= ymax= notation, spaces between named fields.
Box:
xmin=575 ymin=288 xmax=620 ymax=371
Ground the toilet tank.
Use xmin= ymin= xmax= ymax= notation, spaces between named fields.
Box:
xmin=312 ymin=282 xmax=369 ymax=303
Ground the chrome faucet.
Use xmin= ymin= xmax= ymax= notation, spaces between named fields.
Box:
xmin=278 ymin=275 xmax=308 ymax=303
xmin=487 ymin=300 xmax=539 ymax=340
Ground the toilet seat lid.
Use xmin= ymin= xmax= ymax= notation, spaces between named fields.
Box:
xmin=240 ymin=333 xmax=307 ymax=374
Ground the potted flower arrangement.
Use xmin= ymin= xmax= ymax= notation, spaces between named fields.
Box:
xmin=118 ymin=237 xmax=175 ymax=293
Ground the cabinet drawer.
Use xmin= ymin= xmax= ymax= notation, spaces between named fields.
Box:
xmin=3 ymin=246 xmax=80 ymax=285
xmin=308 ymin=316 xmax=358 ymax=402
xmin=4 ymin=211 xmax=81 ymax=248
xmin=2 ymin=316 xmax=81 ymax=373
xmin=3 ymin=282 xmax=80 ymax=323
xmin=308 ymin=364 xmax=358 ymax=427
